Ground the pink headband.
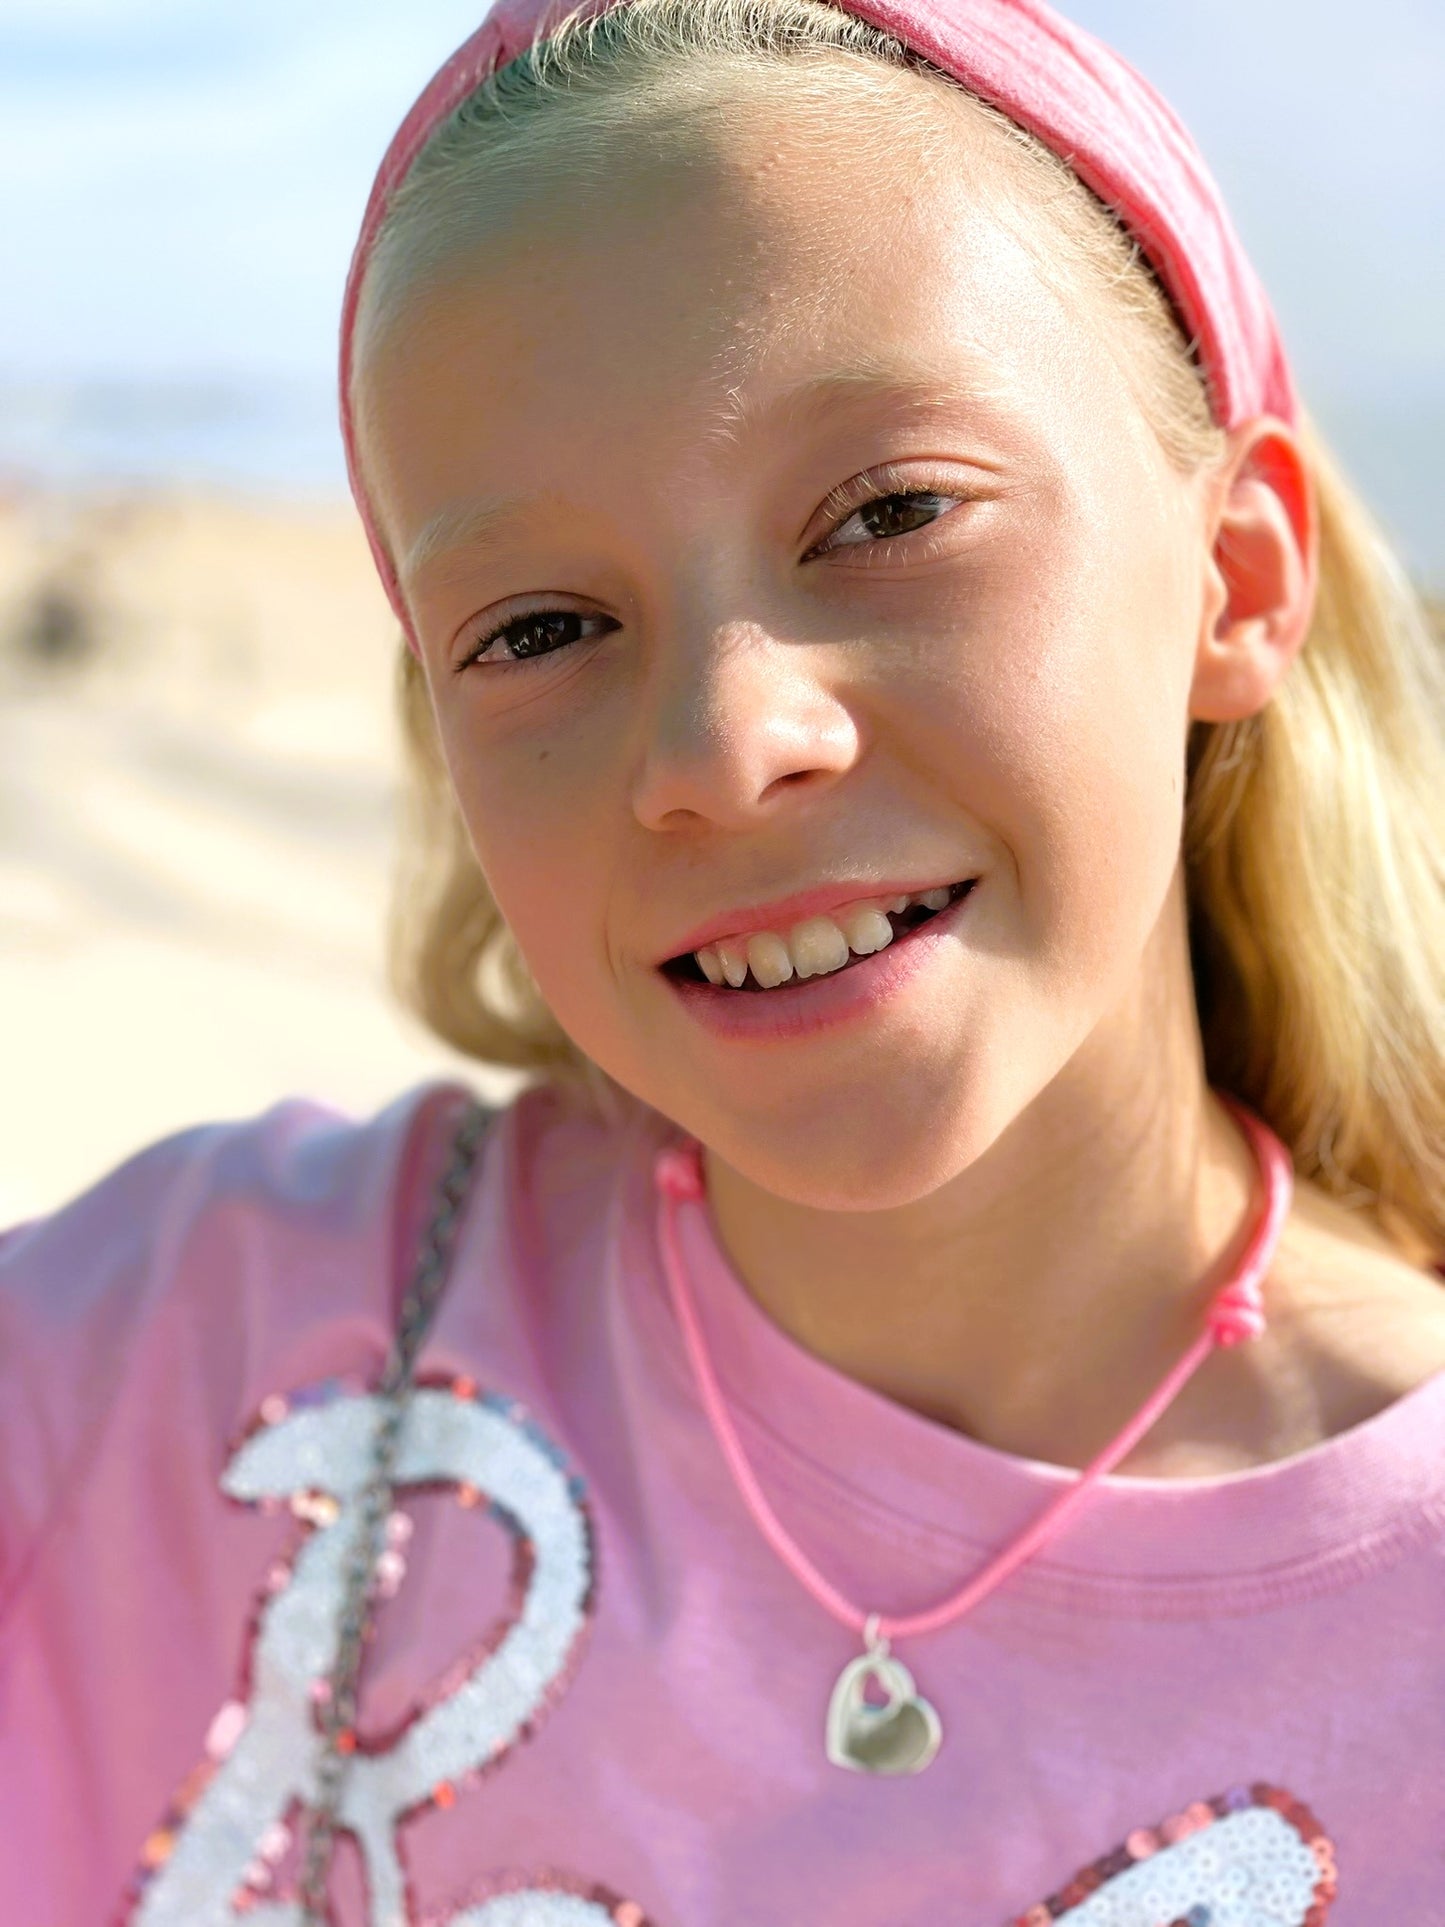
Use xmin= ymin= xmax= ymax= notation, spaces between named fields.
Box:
xmin=340 ymin=0 xmax=1298 ymax=648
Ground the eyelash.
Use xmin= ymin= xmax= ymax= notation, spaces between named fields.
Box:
xmin=453 ymin=476 xmax=972 ymax=674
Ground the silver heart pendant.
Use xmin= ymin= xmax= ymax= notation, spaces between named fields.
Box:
xmin=825 ymin=1646 xmax=943 ymax=1775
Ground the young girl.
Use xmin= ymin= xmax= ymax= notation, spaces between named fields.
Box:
xmin=4 ymin=0 xmax=1443 ymax=1921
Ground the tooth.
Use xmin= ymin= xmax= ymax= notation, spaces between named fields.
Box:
xmin=788 ymin=916 xmax=850 ymax=979
xmin=885 ymin=896 xmax=909 ymax=914
xmin=838 ymin=905 xmax=893 ymax=955
xmin=695 ymin=946 xmax=724 ymax=985
xmin=919 ymin=887 xmax=951 ymax=911
xmin=716 ymin=940 xmax=749 ymax=988
xmin=746 ymin=932 xmax=794 ymax=989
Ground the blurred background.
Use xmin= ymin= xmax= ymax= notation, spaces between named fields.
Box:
xmin=2 ymin=0 xmax=1441 ymax=1219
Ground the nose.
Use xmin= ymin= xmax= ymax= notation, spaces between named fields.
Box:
xmin=629 ymin=620 xmax=861 ymax=833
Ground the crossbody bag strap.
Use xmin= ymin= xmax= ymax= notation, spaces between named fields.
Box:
xmin=297 ymin=1089 xmax=495 ymax=1921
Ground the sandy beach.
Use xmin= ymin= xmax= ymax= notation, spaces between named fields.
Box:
xmin=0 ymin=486 xmax=520 ymax=1226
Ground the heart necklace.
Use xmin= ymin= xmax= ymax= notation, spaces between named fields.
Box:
xmin=653 ymin=1090 xmax=1292 ymax=1777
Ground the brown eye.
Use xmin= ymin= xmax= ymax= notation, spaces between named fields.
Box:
xmin=459 ymin=609 xmax=616 ymax=673
xmin=855 ymin=492 xmax=953 ymax=539
xmin=809 ymin=488 xmax=964 ymax=559
xmin=501 ymin=613 xmax=585 ymax=659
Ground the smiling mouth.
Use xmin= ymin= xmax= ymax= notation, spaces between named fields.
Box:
xmin=662 ymin=878 xmax=977 ymax=992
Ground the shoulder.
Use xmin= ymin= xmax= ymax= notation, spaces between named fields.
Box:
xmin=1271 ymin=1176 xmax=1445 ymax=1435
xmin=472 ymin=1076 xmax=674 ymax=1363
xmin=505 ymin=1076 xmax=665 ymax=1241
xmin=0 ymin=1078 xmax=489 ymax=1602
xmin=0 ymin=1078 xmax=479 ymax=1326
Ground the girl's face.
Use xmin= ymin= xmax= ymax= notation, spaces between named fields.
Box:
xmin=358 ymin=77 xmax=1220 ymax=1208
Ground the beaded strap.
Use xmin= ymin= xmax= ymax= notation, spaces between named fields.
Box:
xmin=296 ymin=1094 xmax=493 ymax=1923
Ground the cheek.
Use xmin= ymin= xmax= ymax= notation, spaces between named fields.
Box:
xmin=876 ymin=502 xmax=1192 ymax=966
xmin=434 ymin=695 xmax=623 ymax=1001
xmin=1017 ymin=552 xmax=1193 ymax=971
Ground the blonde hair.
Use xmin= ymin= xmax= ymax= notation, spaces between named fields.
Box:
xmin=361 ymin=0 xmax=1445 ymax=1262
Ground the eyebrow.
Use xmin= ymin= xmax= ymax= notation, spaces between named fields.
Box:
xmin=402 ymin=494 xmax=557 ymax=593
xmin=400 ymin=361 xmax=1011 ymax=591
xmin=402 ymin=489 xmax=581 ymax=593
xmin=708 ymin=360 xmax=1017 ymax=446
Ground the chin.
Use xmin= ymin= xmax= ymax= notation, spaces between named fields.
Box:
xmin=691 ymin=1074 xmax=1013 ymax=1213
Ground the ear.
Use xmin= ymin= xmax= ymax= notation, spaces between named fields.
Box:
xmin=1189 ymin=417 xmax=1317 ymax=725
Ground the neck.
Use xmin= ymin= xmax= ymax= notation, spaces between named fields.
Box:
xmin=700 ymin=903 xmax=1268 ymax=1475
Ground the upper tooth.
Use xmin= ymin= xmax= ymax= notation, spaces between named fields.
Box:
xmin=838 ymin=905 xmax=893 ymax=955
xmin=694 ymin=909 xmax=894 ymax=987
xmin=746 ymin=932 xmax=794 ymax=989
xmin=788 ymin=916 xmax=851 ymax=979
xmin=716 ymin=940 xmax=749 ymax=988
xmin=690 ymin=887 xmax=960 ymax=989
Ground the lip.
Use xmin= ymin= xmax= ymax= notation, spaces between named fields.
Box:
xmin=660 ymin=878 xmax=979 ymax=1044
xmin=657 ymin=873 xmax=977 ymax=963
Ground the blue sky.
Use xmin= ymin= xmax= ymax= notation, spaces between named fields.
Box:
xmin=2 ymin=0 xmax=1441 ymax=575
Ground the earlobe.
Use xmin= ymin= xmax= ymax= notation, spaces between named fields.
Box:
xmin=1189 ymin=419 xmax=1317 ymax=725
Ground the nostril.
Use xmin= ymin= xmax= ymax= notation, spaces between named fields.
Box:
xmin=754 ymin=769 xmax=827 ymax=815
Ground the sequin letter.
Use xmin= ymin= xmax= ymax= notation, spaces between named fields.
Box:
xmin=1005 ymin=1784 xmax=1336 ymax=1925
xmin=125 ymin=1387 xmax=630 ymax=1927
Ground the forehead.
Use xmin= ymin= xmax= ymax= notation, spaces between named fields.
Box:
xmin=353 ymin=68 xmax=1134 ymax=574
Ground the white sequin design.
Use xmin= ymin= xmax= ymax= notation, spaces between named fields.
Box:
xmin=1049 ymin=1806 xmax=1323 ymax=1924
xmin=451 ymin=1901 xmax=632 ymax=1926
xmin=130 ymin=1387 xmax=619 ymax=1927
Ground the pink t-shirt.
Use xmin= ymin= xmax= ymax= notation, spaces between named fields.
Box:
xmin=2 ymin=1078 xmax=1442 ymax=1926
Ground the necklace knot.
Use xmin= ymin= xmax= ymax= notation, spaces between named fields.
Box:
xmin=655 ymin=1142 xmax=706 ymax=1203
xmin=1207 ymin=1277 xmax=1267 ymax=1347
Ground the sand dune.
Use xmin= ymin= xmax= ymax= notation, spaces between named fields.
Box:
xmin=0 ymin=486 xmax=518 ymax=1225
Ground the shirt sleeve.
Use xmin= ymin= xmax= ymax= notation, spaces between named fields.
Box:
xmin=0 ymin=1080 xmax=477 ymax=1623
xmin=0 ymin=1121 xmax=237 ymax=1617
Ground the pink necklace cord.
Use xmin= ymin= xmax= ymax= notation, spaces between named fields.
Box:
xmin=654 ymin=1092 xmax=1292 ymax=1646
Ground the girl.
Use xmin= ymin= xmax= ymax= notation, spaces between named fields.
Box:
xmin=3 ymin=0 xmax=1443 ymax=1921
